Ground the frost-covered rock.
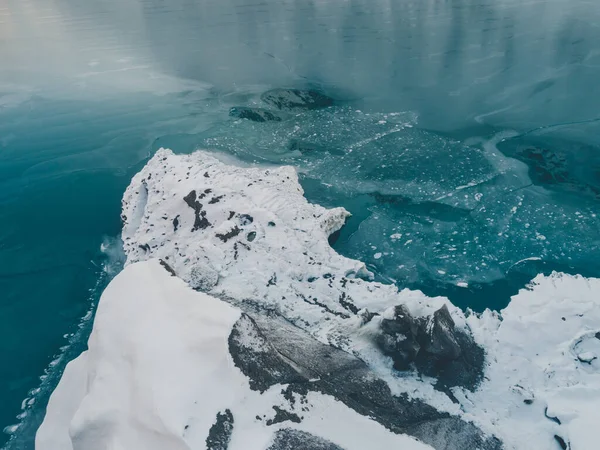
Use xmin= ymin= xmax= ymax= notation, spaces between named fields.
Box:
xmin=121 ymin=148 xmax=483 ymax=392
xmin=464 ymin=273 xmax=600 ymax=450
xmin=229 ymin=107 xmax=283 ymax=123
xmin=375 ymin=304 xmax=484 ymax=390
xmin=35 ymin=260 xmax=469 ymax=450
xmin=38 ymin=148 xmax=600 ymax=450
xmin=260 ymin=89 xmax=334 ymax=110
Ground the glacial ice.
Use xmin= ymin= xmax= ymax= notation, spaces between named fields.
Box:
xmin=37 ymin=149 xmax=600 ymax=450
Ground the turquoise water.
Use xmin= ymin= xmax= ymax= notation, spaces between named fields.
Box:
xmin=0 ymin=92 xmax=217 ymax=447
xmin=2 ymin=0 xmax=600 ymax=447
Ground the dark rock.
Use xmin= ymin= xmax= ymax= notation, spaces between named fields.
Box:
xmin=138 ymin=243 xmax=151 ymax=252
xmin=554 ymin=435 xmax=568 ymax=450
xmin=205 ymin=409 xmax=234 ymax=450
xmin=261 ymin=89 xmax=334 ymax=111
xmin=183 ymin=190 xmax=211 ymax=231
xmin=424 ymin=305 xmax=462 ymax=360
xmin=426 ymin=329 xmax=485 ymax=393
xmin=216 ymin=226 xmax=241 ymax=243
xmin=545 ymin=408 xmax=562 ymax=425
xmin=267 ymin=429 xmax=345 ymax=450
xmin=375 ymin=304 xmax=485 ymax=390
xmin=209 ymin=195 xmax=225 ymax=204
xmin=172 ymin=215 xmax=180 ymax=232
xmin=228 ymin=314 xmax=308 ymax=392
xmin=376 ymin=305 xmax=421 ymax=370
xmin=159 ymin=260 xmax=177 ymax=277
xmin=595 ymin=331 xmax=600 ymax=340
xmin=229 ymin=106 xmax=283 ymax=122
xmin=265 ymin=406 xmax=302 ymax=426
xmin=239 ymin=214 xmax=254 ymax=226
xmin=228 ymin=311 xmax=503 ymax=450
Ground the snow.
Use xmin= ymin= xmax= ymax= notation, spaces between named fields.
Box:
xmin=36 ymin=259 xmax=431 ymax=450
xmin=120 ymin=148 xmax=468 ymax=410
xmin=464 ymin=273 xmax=600 ymax=449
xmin=38 ymin=148 xmax=600 ymax=450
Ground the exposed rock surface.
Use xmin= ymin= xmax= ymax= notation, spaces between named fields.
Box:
xmin=375 ymin=304 xmax=484 ymax=390
xmin=267 ymin=429 xmax=345 ymax=450
xmin=229 ymin=106 xmax=283 ymax=123
xmin=206 ymin=410 xmax=234 ymax=450
xmin=229 ymin=310 xmax=501 ymax=450
xmin=261 ymin=88 xmax=334 ymax=110
xmin=36 ymin=260 xmax=441 ymax=450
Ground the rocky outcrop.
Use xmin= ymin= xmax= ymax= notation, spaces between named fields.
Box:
xmin=37 ymin=148 xmax=600 ymax=450
xmin=229 ymin=309 xmax=502 ymax=450
xmin=375 ymin=304 xmax=484 ymax=390
xmin=261 ymin=88 xmax=334 ymax=110
xmin=268 ymin=429 xmax=345 ymax=450
xmin=122 ymin=149 xmax=489 ymax=394
xmin=229 ymin=106 xmax=283 ymax=122
xmin=205 ymin=410 xmax=234 ymax=450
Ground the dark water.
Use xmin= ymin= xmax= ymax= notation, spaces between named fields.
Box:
xmin=2 ymin=0 xmax=600 ymax=447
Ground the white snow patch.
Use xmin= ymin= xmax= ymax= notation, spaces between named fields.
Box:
xmin=36 ymin=260 xmax=431 ymax=450
xmin=463 ymin=273 xmax=600 ymax=449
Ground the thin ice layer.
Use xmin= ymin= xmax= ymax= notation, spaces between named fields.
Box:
xmin=194 ymin=107 xmax=600 ymax=288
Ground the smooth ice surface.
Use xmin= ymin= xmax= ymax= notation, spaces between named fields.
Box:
xmin=4 ymin=0 xmax=600 ymax=132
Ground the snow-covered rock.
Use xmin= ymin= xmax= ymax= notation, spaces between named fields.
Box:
xmin=34 ymin=260 xmax=448 ymax=450
xmin=38 ymin=148 xmax=600 ymax=450
xmin=464 ymin=273 xmax=600 ymax=450
xmin=121 ymin=148 xmax=483 ymax=392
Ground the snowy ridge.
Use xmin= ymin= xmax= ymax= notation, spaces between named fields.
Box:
xmin=464 ymin=273 xmax=600 ymax=450
xmin=37 ymin=149 xmax=600 ymax=450
xmin=121 ymin=148 xmax=467 ymax=353
xmin=37 ymin=260 xmax=428 ymax=450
